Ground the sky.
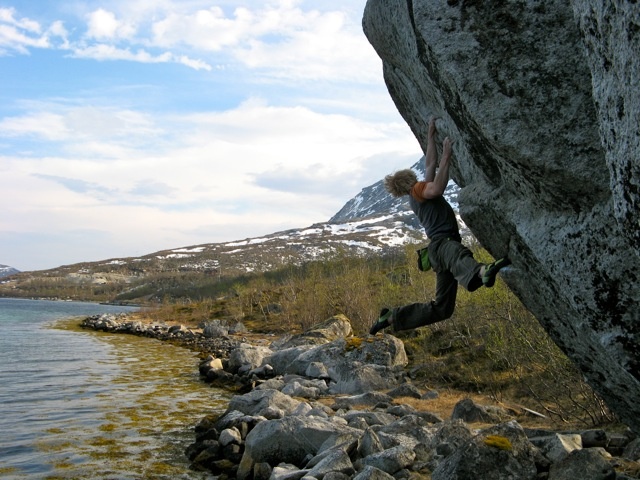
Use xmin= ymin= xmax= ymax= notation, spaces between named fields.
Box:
xmin=0 ymin=0 xmax=420 ymax=272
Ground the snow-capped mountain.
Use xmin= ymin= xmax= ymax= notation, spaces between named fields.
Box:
xmin=330 ymin=158 xmax=459 ymax=223
xmin=0 ymin=157 xmax=466 ymax=301
xmin=0 ymin=265 xmax=20 ymax=278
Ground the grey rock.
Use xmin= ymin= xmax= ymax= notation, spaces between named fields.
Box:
xmin=548 ymin=448 xmax=616 ymax=480
xmin=362 ymin=0 xmax=640 ymax=434
xmin=623 ymin=437 xmax=640 ymax=461
xmin=237 ymin=415 xmax=360 ymax=480
xmin=168 ymin=324 xmax=187 ymax=334
xmin=227 ymin=389 xmax=301 ymax=419
xmin=284 ymin=377 xmax=329 ymax=395
xmin=212 ymin=410 xmax=264 ymax=433
xmin=229 ymin=321 xmax=248 ymax=334
xmin=342 ymin=411 xmax=396 ymax=428
xmin=607 ymin=433 xmax=632 ymax=455
xmin=306 ymin=448 xmax=355 ymax=479
xmin=529 ymin=433 xmax=583 ymax=463
xmin=253 ymin=462 xmax=272 ymax=480
xmin=282 ymin=381 xmax=321 ymax=400
xmin=348 ymin=416 xmax=371 ymax=431
xmin=375 ymin=415 xmax=435 ymax=448
xmin=275 ymin=315 xmax=353 ymax=349
xmin=362 ymin=445 xmax=416 ymax=475
xmin=316 ymin=432 xmax=360 ymax=457
xmin=270 ymin=335 xmax=407 ymax=394
xmin=269 ymin=464 xmax=307 ymax=480
xmin=203 ymin=321 xmax=228 ymax=338
xmin=255 ymin=377 xmax=286 ymax=391
xmin=387 ymin=383 xmax=422 ymax=399
xmin=264 ymin=344 xmax=317 ymax=375
xmin=432 ymin=421 xmax=538 ymax=480
xmin=322 ymin=472 xmax=352 ymax=480
xmin=228 ymin=343 xmax=273 ymax=373
xmin=306 ymin=362 xmax=330 ymax=379
xmin=291 ymin=402 xmax=313 ymax=417
xmin=358 ymin=428 xmax=385 ymax=458
xmin=581 ymin=429 xmax=608 ymax=448
xmin=219 ymin=427 xmax=242 ymax=447
xmin=332 ymin=392 xmax=393 ymax=410
xmin=450 ymin=398 xmax=511 ymax=424
xmin=352 ymin=466 xmax=395 ymax=480
xmin=429 ymin=420 xmax=474 ymax=455
xmin=386 ymin=404 xmax=416 ymax=416
xmin=307 ymin=407 xmax=329 ymax=419
xmin=414 ymin=411 xmax=443 ymax=424
xmin=421 ymin=390 xmax=439 ymax=400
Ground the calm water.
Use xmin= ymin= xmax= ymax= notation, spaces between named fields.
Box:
xmin=0 ymin=298 xmax=229 ymax=479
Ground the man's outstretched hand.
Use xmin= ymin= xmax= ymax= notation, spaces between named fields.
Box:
xmin=440 ymin=137 xmax=453 ymax=168
xmin=428 ymin=116 xmax=439 ymax=138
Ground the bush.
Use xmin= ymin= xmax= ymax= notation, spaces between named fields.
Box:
xmin=140 ymin=244 xmax=612 ymax=429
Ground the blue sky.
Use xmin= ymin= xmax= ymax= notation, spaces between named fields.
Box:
xmin=0 ymin=1 xmax=419 ymax=271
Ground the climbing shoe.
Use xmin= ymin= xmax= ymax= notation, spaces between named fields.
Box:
xmin=482 ymin=257 xmax=512 ymax=288
xmin=369 ymin=308 xmax=391 ymax=335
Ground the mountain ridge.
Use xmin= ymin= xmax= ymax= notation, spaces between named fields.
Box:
xmin=0 ymin=158 xmax=462 ymax=302
xmin=0 ymin=265 xmax=20 ymax=278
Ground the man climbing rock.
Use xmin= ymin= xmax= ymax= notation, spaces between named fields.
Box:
xmin=370 ymin=118 xmax=510 ymax=335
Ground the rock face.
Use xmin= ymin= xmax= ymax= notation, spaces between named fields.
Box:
xmin=362 ymin=0 xmax=640 ymax=433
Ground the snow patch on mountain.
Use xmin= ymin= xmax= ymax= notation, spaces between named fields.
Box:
xmin=330 ymin=158 xmax=460 ymax=224
xmin=0 ymin=265 xmax=20 ymax=278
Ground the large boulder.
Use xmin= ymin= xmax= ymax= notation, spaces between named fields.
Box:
xmin=431 ymin=421 xmax=539 ymax=480
xmin=362 ymin=0 xmax=640 ymax=433
xmin=264 ymin=334 xmax=408 ymax=394
xmin=273 ymin=314 xmax=353 ymax=349
xmin=236 ymin=415 xmax=360 ymax=479
xmin=227 ymin=389 xmax=301 ymax=419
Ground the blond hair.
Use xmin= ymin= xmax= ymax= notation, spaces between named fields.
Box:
xmin=384 ymin=169 xmax=417 ymax=197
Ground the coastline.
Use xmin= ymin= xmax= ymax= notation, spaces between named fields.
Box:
xmin=80 ymin=313 xmax=640 ymax=479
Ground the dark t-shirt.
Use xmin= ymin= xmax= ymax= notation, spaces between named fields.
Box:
xmin=409 ymin=181 xmax=460 ymax=241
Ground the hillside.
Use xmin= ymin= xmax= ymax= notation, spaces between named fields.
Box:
xmin=0 ymin=161 xmax=462 ymax=304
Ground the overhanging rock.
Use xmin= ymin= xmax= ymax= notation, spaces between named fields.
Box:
xmin=362 ymin=0 xmax=639 ymax=432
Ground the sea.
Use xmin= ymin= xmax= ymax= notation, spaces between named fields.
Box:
xmin=0 ymin=297 xmax=230 ymax=480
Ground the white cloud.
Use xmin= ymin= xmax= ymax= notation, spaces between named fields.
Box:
xmin=0 ymin=7 xmax=72 ymax=53
xmin=0 ymin=1 xmax=420 ymax=271
xmin=0 ymin=8 xmax=48 ymax=53
xmin=0 ymin=7 xmax=41 ymax=33
xmin=0 ymin=98 xmax=417 ymax=232
xmin=0 ymin=111 xmax=69 ymax=140
xmin=151 ymin=6 xmax=250 ymax=51
xmin=48 ymin=20 xmax=69 ymax=48
xmin=0 ymin=105 xmax=161 ymax=145
xmin=145 ymin=1 xmax=377 ymax=81
xmin=86 ymin=8 xmax=136 ymax=40
xmin=2 ymin=2 xmax=378 ymax=79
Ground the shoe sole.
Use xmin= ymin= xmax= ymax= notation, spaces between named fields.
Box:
xmin=483 ymin=258 xmax=511 ymax=287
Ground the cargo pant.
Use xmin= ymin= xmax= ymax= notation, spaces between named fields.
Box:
xmin=392 ymin=238 xmax=483 ymax=332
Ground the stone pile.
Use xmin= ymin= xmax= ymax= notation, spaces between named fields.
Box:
xmin=80 ymin=314 xmax=640 ymax=478
xmin=186 ymin=316 xmax=640 ymax=480
xmin=81 ymin=314 xmax=244 ymax=359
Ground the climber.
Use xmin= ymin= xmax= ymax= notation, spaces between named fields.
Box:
xmin=370 ymin=118 xmax=510 ymax=335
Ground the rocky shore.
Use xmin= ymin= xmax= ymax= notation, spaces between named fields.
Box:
xmin=81 ymin=314 xmax=640 ymax=479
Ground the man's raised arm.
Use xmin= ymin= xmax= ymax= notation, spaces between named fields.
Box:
xmin=419 ymin=137 xmax=452 ymax=200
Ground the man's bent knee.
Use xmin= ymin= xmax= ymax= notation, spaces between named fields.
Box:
xmin=433 ymin=300 xmax=455 ymax=321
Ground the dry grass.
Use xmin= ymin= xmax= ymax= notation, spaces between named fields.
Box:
xmin=315 ymin=389 xmax=571 ymax=432
xmin=393 ymin=391 xmax=558 ymax=429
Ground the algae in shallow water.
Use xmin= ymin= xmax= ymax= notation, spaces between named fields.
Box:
xmin=41 ymin=317 xmax=231 ymax=479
